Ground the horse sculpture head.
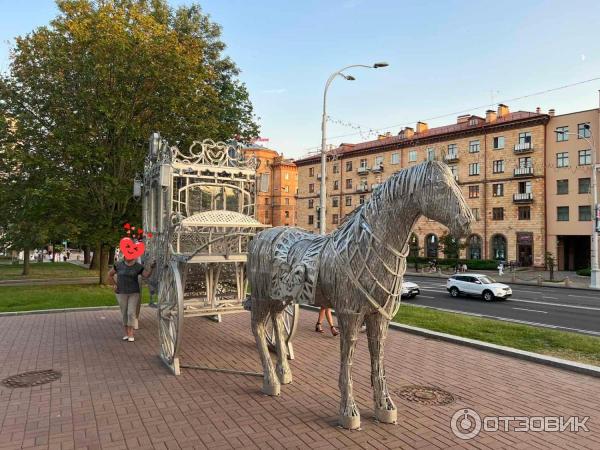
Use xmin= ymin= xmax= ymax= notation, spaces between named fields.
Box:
xmin=414 ymin=161 xmax=473 ymax=238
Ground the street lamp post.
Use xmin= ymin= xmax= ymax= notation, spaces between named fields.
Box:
xmin=319 ymin=62 xmax=389 ymax=235
xmin=555 ymin=126 xmax=599 ymax=288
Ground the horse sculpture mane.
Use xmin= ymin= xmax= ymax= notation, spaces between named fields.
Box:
xmin=248 ymin=160 xmax=473 ymax=430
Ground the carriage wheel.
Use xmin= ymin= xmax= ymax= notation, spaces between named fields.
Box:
xmin=158 ymin=261 xmax=184 ymax=375
xmin=266 ymin=303 xmax=299 ymax=360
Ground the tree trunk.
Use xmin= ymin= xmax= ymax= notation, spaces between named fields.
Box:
xmin=83 ymin=245 xmax=90 ymax=264
xmin=99 ymin=244 xmax=110 ymax=285
xmin=22 ymin=248 xmax=31 ymax=275
xmin=108 ymin=246 xmax=116 ymax=266
xmin=90 ymin=243 xmax=100 ymax=270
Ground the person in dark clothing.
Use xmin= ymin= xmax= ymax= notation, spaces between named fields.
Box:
xmin=108 ymin=257 xmax=155 ymax=342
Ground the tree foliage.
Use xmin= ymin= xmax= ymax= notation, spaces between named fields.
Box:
xmin=0 ymin=0 xmax=259 ymax=279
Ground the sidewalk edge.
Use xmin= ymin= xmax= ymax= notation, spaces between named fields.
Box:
xmin=300 ymin=305 xmax=600 ymax=379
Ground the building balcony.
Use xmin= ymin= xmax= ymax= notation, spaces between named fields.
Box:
xmin=514 ymin=142 xmax=534 ymax=154
xmin=371 ymin=164 xmax=383 ymax=173
xmin=357 ymin=166 xmax=370 ymax=175
xmin=356 ymin=185 xmax=369 ymax=193
xmin=514 ymin=166 xmax=534 ymax=177
xmin=513 ymin=192 xmax=533 ymax=203
xmin=444 ymin=153 xmax=459 ymax=162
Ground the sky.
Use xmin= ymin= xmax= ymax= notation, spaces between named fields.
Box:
xmin=2 ymin=0 xmax=600 ymax=159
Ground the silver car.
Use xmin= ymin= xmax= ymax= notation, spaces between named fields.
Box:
xmin=446 ymin=273 xmax=512 ymax=301
xmin=401 ymin=281 xmax=420 ymax=299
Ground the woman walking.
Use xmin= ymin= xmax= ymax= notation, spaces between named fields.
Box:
xmin=108 ymin=256 xmax=155 ymax=342
xmin=315 ymin=306 xmax=339 ymax=336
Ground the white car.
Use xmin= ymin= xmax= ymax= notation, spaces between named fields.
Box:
xmin=401 ymin=281 xmax=420 ymax=299
xmin=446 ymin=273 xmax=512 ymax=301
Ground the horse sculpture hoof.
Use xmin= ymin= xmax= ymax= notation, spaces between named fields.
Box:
xmin=339 ymin=414 xmax=361 ymax=430
xmin=375 ymin=408 xmax=397 ymax=424
xmin=278 ymin=371 xmax=292 ymax=385
xmin=262 ymin=382 xmax=280 ymax=396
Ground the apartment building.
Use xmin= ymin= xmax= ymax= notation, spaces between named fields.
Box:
xmin=243 ymin=146 xmax=297 ymax=226
xmin=546 ymin=108 xmax=600 ymax=270
xmin=296 ymin=104 xmax=550 ymax=267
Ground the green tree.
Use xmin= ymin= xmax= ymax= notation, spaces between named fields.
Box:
xmin=439 ymin=233 xmax=466 ymax=260
xmin=0 ymin=0 xmax=259 ymax=282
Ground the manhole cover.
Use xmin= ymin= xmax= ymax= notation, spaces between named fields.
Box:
xmin=1 ymin=369 xmax=62 ymax=388
xmin=395 ymin=385 xmax=455 ymax=406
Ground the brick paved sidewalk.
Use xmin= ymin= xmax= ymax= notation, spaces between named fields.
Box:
xmin=1 ymin=308 xmax=599 ymax=449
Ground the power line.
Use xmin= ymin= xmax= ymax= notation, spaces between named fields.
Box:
xmin=300 ymin=75 xmax=600 ymax=155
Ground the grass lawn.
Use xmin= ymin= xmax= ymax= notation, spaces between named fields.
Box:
xmin=0 ymin=284 xmax=150 ymax=312
xmin=395 ymin=304 xmax=600 ymax=367
xmin=0 ymin=262 xmax=98 ymax=281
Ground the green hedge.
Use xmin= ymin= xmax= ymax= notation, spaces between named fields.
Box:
xmin=407 ymin=256 xmax=499 ymax=271
xmin=576 ymin=268 xmax=591 ymax=276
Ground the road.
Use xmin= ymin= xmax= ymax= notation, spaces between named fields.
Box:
xmin=403 ymin=274 xmax=600 ymax=336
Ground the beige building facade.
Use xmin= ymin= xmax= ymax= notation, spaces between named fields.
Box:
xmin=546 ymin=108 xmax=600 ymax=270
xmin=296 ymin=105 xmax=550 ymax=267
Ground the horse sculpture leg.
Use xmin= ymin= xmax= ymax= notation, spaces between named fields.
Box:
xmin=365 ymin=313 xmax=397 ymax=424
xmin=272 ymin=306 xmax=292 ymax=385
xmin=251 ymin=298 xmax=280 ymax=396
xmin=337 ymin=310 xmax=363 ymax=430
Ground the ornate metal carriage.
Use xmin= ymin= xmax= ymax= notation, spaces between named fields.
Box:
xmin=139 ymin=133 xmax=298 ymax=375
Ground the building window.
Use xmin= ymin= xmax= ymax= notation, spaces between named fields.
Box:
xmin=491 ymin=234 xmax=507 ymax=260
xmin=492 ymin=207 xmax=504 ymax=220
xmin=332 ymin=214 xmax=339 ymax=224
xmin=359 ymin=194 xmax=366 ymax=205
xmin=359 ymin=158 xmax=368 ymax=169
xmin=333 ymin=180 xmax=339 ymax=190
xmin=468 ymin=163 xmax=480 ymax=176
xmin=578 ymin=123 xmax=591 ymax=138
xmin=467 ymin=234 xmax=482 ymax=260
xmin=408 ymin=150 xmax=417 ymax=162
xmin=285 ymin=211 xmax=290 ymax=218
xmin=518 ymin=206 xmax=531 ymax=220
xmin=425 ymin=234 xmax=438 ymax=258
xmin=308 ymin=199 xmax=314 ymax=209
xmin=391 ymin=152 xmax=400 ymax=165
xmin=448 ymin=144 xmax=458 ymax=157
xmin=557 ymin=179 xmax=568 ymax=195
xmin=556 ymin=152 xmax=569 ymax=168
xmin=468 ymin=141 xmax=479 ymax=153
xmin=579 ymin=205 xmax=592 ymax=221
xmin=308 ymin=215 xmax=314 ymax=225
xmin=493 ymin=136 xmax=504 ymax=149
xmin=308 ymin=183 xmax=314 ymax=193
xmin=345 ymin=196 xmax=352 ymax=207
xmin=285 ymin=197 xmax=290 ymax=205
xmin=332 ymin=197 xmax=339 ymax=207
xmin=492 ymin=183 xmax=504 ymax=197
xmin=518 ymin=132 xmax=532 ymax=144
xmin=557 ymin=206 xmax=569 ymax=221
xmin=579 ymin=178 xmax=591 ymax=194
xmin=308 ymin=167 xmax=314 ymax=177
xmin=579 ymin=149 xmax=591 ymax=166
xmin=260 ymin=173 xmax=270 ymax=192
xmin=450 ymin=165 xmax=458 ymax=180
xmin=345 ymin=161 xmax=353 ymax=172
xmin=492 ymin=160 xmax=504 ymax=173
xmin=518 ymin=181 xmax=532 ymax=194
xmin=518 ymin=156 xmax=532 ymax=168
xmin=345 ymin=179 xmax=352 ymax=189
xmin=471 ymin=208 xmax=480 ymax=221
xmin=285 ymin=172 xmax=289 ymax=180
xmin=374 ymin=155 xmax=383 ymax=167
xmin=556 ymin=126 xmax=568 ymax=141
xmin=468 ymin=185 xmax=479 ymax=198
xmin=427 ymin=148 xmax=435 ymax=161
xmin=333 ymin=164 xmax=339 ymax=174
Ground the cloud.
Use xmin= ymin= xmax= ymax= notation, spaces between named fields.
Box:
xmin=262 ymin=88 xmax=287 ymax=94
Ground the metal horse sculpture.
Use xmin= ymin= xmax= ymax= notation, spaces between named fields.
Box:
xmin=248 ymin=161 xmax=473 ymax=429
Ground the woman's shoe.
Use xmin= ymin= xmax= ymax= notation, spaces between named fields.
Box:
xmin=315 ymin=322 xmax=324 ymax=333
xmin=128 ymin=337 xmax=135 ymax=342
xmin=122 ymin=336 xmax=129 ymax=341
xmin=330 ymin=326 xmax=340 ymax=337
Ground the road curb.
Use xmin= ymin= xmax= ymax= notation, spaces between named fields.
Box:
xmin=300 ymin=305 xmax=600 ymax=379
xmin=404 ymin=272 xmax=600 ymax=292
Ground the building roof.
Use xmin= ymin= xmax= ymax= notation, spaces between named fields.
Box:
xmin=295 ymin=110 xmax=548 ymax=165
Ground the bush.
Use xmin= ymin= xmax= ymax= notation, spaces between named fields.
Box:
xmin=407 ymin=257 xmax=498 ymax=271
xmin=576 ymin=268 xmax=591 ymax=277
